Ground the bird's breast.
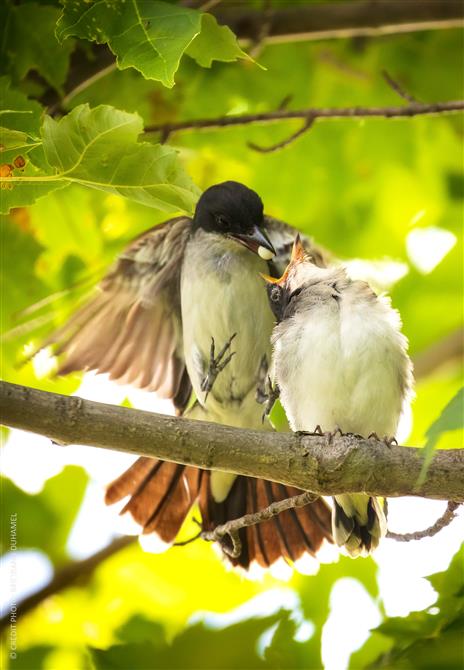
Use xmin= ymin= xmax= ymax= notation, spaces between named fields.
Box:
xmin=181 ymin=238 xmax=275 ymax=416
xmin=274 ymin=297 xmax=407 ymax=436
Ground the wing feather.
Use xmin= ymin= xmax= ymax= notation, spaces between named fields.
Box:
xmin=45 ymin=216 xmax=192 ymax=406
xmin=264 ymin=215 xmax=330 ymax=273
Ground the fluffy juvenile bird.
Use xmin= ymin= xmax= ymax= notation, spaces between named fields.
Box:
xmin=264 ymin=237 xmax=413 ymax=557
xmin=42 ymin=182 xmax=333 ymax=570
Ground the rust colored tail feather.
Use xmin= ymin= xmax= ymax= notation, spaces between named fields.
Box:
xmin=105 ymin=457 xmax=202 ymax=544
xmin=199 ymin=474 xmax=333 ymax=569
xmin=106 ymin=459 xmax=333 ymax=567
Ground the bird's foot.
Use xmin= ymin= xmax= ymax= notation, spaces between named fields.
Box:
xmin=201 ymin=333 xmax=237 ymax=401
xmin=259 ymin=376 xmax=280 ymax=423
xmin=326 ymin=426 xmax=345 ymax=444
xmin=367 ymin=432 xmax=397 ymax=447
xmin=296 ymin=425 xmax=324 ymax=437
xmin=256 ymin=355 xmax=270 ymax=404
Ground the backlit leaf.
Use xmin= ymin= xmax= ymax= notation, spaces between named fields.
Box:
xmin=57 ymin=1 xmax=246 ymax=88
xmin=0 ymin=104 xmax=200 ymax=214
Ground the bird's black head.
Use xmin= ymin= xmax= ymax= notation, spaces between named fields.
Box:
xmin=192 ymin=181 xmax=275 ymax=259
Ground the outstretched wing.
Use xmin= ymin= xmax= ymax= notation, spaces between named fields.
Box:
xmin=264 ymin=216 xmax=329 ymax=274
xmin=43 ymin=216 xmax=192 ymax=410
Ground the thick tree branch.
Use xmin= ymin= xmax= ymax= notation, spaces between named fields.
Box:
xmin=1 ymin=382 xmax=463 ymax=502
xmin=210 ymin=1 xmax=464 ymax=44
xmin=144 ymin=100 xmax=464 ymax=137
xmin=43 ymin=1 xmax=463 ymax=113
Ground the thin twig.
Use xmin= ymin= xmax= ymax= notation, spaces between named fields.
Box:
xmin=199 ymin=0 xmax=222 ymax=11
xmin=386 ymin=501 xmax=462 ymax=542
xmin=382 ymin=70 xmax=419 ymax=103
xmin=173 ymin=531 xmax=202 ymax=547
xmin=248 ymin=0 xmax=273 ymax=59
xmin=248 ymin=116 xmax=315 ymax=153
xmin=145 ymin=100 xmax=464 ymax=137
xmin=201 ymin=491 xmax=318 ymax=558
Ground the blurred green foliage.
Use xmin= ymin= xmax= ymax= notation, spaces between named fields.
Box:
xmin=351 ymin=544 xmax=464 ymax=669
xmin=1 ymin=1 xmax=463 ymax=669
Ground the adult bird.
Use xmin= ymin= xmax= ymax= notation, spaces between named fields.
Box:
xmin=42 ymin=182 xmax=333 ymax=570
xmin=264 ymin=237 xmax=413 ymax=557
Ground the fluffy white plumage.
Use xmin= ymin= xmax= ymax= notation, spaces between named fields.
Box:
xmin=270 ymin=252 xmax=414 ymax=556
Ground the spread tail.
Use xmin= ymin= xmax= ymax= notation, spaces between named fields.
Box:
xmin=105 ymin=457 xmax=202 ymax=543
xmin=199 ymin=474 xmax=333 ymax=570
xmin=332 ymin=493 xmax=387 ymax=557
xmin=106 ymin=459 xmax=333 ymax=569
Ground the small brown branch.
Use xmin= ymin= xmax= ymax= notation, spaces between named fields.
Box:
xmin=382 ymin=70 xmax=419 ymax=104
xmin=173 ymin=531 xmax=202 ymax=547
xmin=201 ymin=491 xmax=318 ymax=558
xmin=386 ymin=501 xmax=462 ymax=542
xmin=1 ymin=382 xmax=464 ymax=501
xmin=0 ymin=536 xmax=134 ymax=633
xmin=248 ymin=0 xmax=273 ymax=60
xmin=144 ymin=100 xmax=464 ymax=137
xmin=247 ymin=116 xmax=315 ymax=153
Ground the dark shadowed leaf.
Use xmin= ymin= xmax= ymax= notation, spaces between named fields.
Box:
xmin=0 ymin=2 xmax=73 ymax=90
xmin=91 ymin=612 xmax=299 ymax=669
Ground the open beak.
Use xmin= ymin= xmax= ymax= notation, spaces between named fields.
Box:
xmin=291 ymin=234 xmax=306 ymax=263
xmin=232 ymin=225 xmax=276 ymax=260
xmin=260 ymin=234 xmax=307 ymax=284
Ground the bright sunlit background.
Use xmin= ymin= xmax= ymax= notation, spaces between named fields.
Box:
xmin=1 ymin=3 xmax=463 ymax=668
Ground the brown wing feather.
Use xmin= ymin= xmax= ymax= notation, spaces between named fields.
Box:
xmin=44 ymin=217 xmax=192 ymax=404
xmin=264 ymin=215 xmax=330 ymax=274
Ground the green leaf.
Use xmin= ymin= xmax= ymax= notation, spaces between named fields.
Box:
xmin=91 ymin=611 xmax=305 ymax=669
xmin=0 ymin=104 xmax=200 ymax=214
xmin=0 ymin=77 xmax=43 ymax=137
xmin=426 ymin=543 xmax=464 ymax=621
xmin=0 ymin=2 xmax=73 ymax=91
xmin=298 ymin=555 xmax=380 ymax=667
xmin=56 ymin=1 xmax=246 ymax=88
xmin=418 ymin=387 xmax=464 ymax=485
xmin=186 ymin=13 xmax=248 ymax=69
xmin=1 ymin=467 xmax=88 ymax=563
xmin=355 ymin=544 xmax=464 ymax=669
xmin=0 ymin=128 xmax=42 ymax=164
xmin=5 ymin=645 xmax=53 ymax=670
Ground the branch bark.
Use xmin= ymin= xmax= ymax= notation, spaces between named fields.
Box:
xmin=144 ymin=100 xmax=464 ymax=136
xmin=1 ymin=382 xmax=463 ymax=502
xmin=211 ymin=1 xmax=464 ymax=43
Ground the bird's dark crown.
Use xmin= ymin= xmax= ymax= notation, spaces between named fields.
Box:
xmin=192 ymin=181 xmax=264 ymax=235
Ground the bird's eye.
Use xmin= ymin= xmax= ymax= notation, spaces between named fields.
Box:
xmin=270 ymin=286 xmax=282 ymax=303
xmin=289 ymin=287 xmax=302 ymax=302
xmin=215 ymin=214 xmax=228 ymax=228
